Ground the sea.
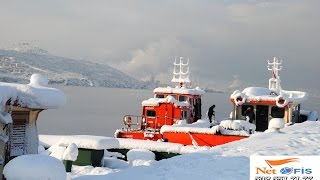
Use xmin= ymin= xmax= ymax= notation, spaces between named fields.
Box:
xmin=37 ymin=86 xmax=320 ymax=137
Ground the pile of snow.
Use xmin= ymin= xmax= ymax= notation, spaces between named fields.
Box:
xmin=0 ymin=74 xmax=66 ymax=109
xmin=174 ymin=119 xmax=210 ymax=128
xmin=266 ymin=118 xmax=285 ymax=132
xmin=219 ymin=119 xmax=256 ymax=133
xmin=48 ymin=145 xmax=67 ymax=160
xmin=3 ymin=154 xmax=66 ymax=180
xmin=126 ymin=149 xmax=155 ymax=162
xmin=63 ymin=143 xmax=79 ymax=161
xmin=127 ymin=149 xmax=156 ymax=167
xmin=46 ymin=143 xmax=79 ymax=161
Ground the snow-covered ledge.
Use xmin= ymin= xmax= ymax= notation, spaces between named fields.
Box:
xmin=0 ymin=74 xmax=66 ymax=109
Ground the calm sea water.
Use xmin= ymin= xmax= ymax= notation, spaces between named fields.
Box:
xmin=38 ymin=86 xmax=320 ymax=137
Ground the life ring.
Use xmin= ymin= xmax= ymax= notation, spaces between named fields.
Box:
xmin=276 ymin=96 xmax=288 ymax=108
xmin=234 ymin=95 xmax=246 ymax=106
xmin=124 ymin=116 xmax=132 ymax=128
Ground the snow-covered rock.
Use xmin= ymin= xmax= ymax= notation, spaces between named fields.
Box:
xmin=3 ymin=154 xmax=66 ymax=180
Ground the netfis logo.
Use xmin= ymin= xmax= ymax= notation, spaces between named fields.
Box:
xmin=280 ymin=167 xmax=312 ymax=175
xmin=255 ymin=158 xmax=308 ymax=175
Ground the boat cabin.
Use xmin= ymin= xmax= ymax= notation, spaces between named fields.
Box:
xmin=140 ymin=86 xmax=204 ymax=130
xmin=230 ymin=58 xmax=307 ymax=131
xmin=119 ymin=57 xmax=205 ymax=139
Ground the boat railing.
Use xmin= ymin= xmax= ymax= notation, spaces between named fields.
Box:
xmin=123 ymin=115 xmax=142 ymax=130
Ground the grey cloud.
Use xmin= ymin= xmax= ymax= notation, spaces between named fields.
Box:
xmin=0 ymin=0 xmax=319 ymax=90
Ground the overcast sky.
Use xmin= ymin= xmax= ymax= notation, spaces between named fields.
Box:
xmin=0 ymin=0 xmax=319 ymax=90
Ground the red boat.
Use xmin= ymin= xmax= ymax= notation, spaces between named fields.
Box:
xmin=115 ymin=57 xmax=311 ymax=147
xmin=115 ymin=57 xmax=247 ymax=146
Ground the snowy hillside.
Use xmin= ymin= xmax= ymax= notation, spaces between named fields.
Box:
xmin=0 ymin=43 xmax=146 ymax=88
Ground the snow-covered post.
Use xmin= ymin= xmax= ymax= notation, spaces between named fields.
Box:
xmin=62 ymin=143 xmax=78 ymax=172
xmin=267 ymin=118 xmax=285 ymax=133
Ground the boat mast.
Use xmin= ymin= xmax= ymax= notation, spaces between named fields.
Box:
xmin=267 ymin=57 xmax=282 ymax=94
xmin=171 ymin=57 xmax=191 ymax=87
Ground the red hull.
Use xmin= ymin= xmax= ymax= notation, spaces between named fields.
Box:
xmin=117 ymin=131 xmax=246 ymax=146
xmin=163 ymin=132 xmax=245 ymax=146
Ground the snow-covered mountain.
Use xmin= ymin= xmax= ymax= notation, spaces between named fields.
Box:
xmin=0 ymin=44 xmax=147 ymax=88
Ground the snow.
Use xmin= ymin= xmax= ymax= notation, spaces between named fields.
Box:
xmin=66 ymin=120 xmax=320 ymax=180
xmin=40 ymin=135 xmax=184 ymax=154
xmin=3 ymin=154 xmax=66 ymax=180
xmin=0 ymin=112 xmax=12 ymax=124
xmin=63 ymin=143 xmax=79 ymax=161
xmin=268 ymin=118 xmax=285 ymax=129
xmin=231 ymin=87 xmax=307 ymax=107
xmin=160 ymin=119 xmax=253 ymax=136
xmin=0 ymin=48 xmax=147 ymax=88
xmin=0 ymin=74 xmax=66 ymax=109
xmin=56 ymin=135 xmax=120 ymax=150
xmin=126 ymin=149 xmax=155 ymax=162
xmin=48 ymin=145 xmax=66 ymax=160
xmin=153 ymin=86 xmax=205 ymax=96
xmin=32 ymin=119 xmax=320 ymax=179
xmin=142 ymin=95 xmax=190 ymax=107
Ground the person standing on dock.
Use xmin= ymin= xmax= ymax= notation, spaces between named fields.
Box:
xmin=208 ymin=104 xmax=215 ymax=123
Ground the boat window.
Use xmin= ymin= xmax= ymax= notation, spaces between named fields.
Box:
xmin=241 ymin=105 xmax=254 ymax=116
xmin=155 ymin=94 xmax=165 ymax=98
xmin=271 ymin=106 xmax=285 ymax=118
xmin=181 ymin=110 xmax=187 ymax=119
xmin=146 ymin=110 xmax=156 ymax=117
xmin=179 ymin=95 xmax=187 ymax=102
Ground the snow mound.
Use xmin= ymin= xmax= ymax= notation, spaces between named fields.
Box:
xmin=63 ymin=143 xmax=78 ymax=161
xmin=266 ymin=118 xmax=285 ymax=132
xmin=219 ymin=119 xmax=256 ymax=132
xmin=48 ymin=145 xmax=66 ymax=160
xmin=126 ymin=149 xmax=155 ymax=162
xmin=3 ymin=154 xmax=66 ymax=180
